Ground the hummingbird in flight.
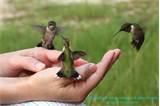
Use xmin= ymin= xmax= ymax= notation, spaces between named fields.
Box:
xmin=33 ymin=20 xmax=60 ymax=49
xmin=56 ymin=36 xmax=86 ymax=79
xmin=114 ymin=23 xmax=145 ymax=51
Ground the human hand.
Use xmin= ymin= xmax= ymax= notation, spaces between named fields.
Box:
xmin=0 ymin=47 xmax=86 ymax=77
xmin=28 ymin=49 xmax=120 ymax=103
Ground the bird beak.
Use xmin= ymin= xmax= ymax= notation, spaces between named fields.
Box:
xmin=113 ymin=31 xmax=120 ymax=36
xmin=113 ymin=31 xmax=120 ymax=38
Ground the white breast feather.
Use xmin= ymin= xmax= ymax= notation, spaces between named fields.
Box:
xmin=131 ymin=25 xmax=134 ymax=33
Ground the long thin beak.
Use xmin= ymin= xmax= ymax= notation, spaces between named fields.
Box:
xmin=113 ymin=31 xmax=120 ymax=38
xmin=113 ymin=31 xmax=120 ymax=36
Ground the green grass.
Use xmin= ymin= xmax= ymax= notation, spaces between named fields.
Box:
xmin=0 ymin=0 xmax=158 ymax=105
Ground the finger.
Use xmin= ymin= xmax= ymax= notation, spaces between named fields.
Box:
xmin=76 ymin=63 xmax=97 ymax=80
xmin=10 ymin=55 xmax=46 ymax=72
xmin=84 ymin=50 xmax=115 ymax=91
xmin=111 ymin=49 xmax=121 ymax=64
xmin=103 ymin=49 xmax=121 ymax=73
xmin=46 ymin=49 xmax=62 ymax=63
xmin=74 ymin=58 xmax=88 ymax=67
xmin=19 ymin=47 xmax=61 ymax=66
xmin=51 ymin=62 xmax=62 ymax=67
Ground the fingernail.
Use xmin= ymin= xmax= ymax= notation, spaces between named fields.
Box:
xmin=35 ymin=63 xmax=45 ymax=70
xmin=113 ymin=49 xmax=121 ymax=59
xmin=109 ymin=50 xmax=115 ymax=57
xmin=114 ymin=48 xmax=121 ymax=52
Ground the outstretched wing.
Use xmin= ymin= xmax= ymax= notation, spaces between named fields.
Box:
xmin=54 ymin=26 xmax=62 ymax=35
xmin=72 ymin=51 xmax=87 ymax=60
xmin=32 ymin=25 xmax=46 ymax=35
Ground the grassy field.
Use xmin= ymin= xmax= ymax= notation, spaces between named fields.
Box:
xmin=0 ymin=0 xmax=158 ymax=105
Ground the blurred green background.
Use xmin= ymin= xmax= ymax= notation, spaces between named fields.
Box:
xmin=0 ymin=0 xmax=158 ymax=106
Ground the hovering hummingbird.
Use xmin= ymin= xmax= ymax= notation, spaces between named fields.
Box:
xmin=56 ymin=36 xmax=86 ymax=79
xmin=33 ymin=20 xmax=59 ymax=49
xmin=114 ymin=23 xmax=145 ymax=51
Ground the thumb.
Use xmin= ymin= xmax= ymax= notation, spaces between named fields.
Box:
xmin=10 ymin=55 xmax=46 ymax=72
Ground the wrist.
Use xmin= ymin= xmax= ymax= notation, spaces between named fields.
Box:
xmin=0 ymin=77 xmax=34 ymax=104
xmin=0 ymin=53 xmax=20 ymax=77
xmin=15 ymin=77 xmax=35 ymax=102
xmin=0 ymin=54 xmax=10 ymax=77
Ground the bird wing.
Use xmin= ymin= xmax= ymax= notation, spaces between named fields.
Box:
xmin=54 ymin=26 xmax=62 ymax=35
xmin=132 ymin=28 xmax=145 ymax=50
xmin=72 ymin=51 xmax=87 ymax=60
xmin=32 ymin=25 xmax=46 ymax=35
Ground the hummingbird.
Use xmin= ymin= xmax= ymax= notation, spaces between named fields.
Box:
xmin=114 ymin=23 xmax=145 ymax=51
xmin=56 ymin=36 xmax=86 ymax=79
xmin=33 ymin=20 xmax=59 ymax=49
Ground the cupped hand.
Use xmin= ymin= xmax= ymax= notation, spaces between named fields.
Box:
xmin=28 ymin=49 xmax=120 ymax=103
xmin=0 ymin=47 xmax=86 ymax=77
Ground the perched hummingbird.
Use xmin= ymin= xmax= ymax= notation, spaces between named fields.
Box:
xmin=56 ymin=36 xmax=86 ymax=79
xmin=114 ymin=23 xmax=145 ymax=51
xmin=33 ymin=20 xmax=59 ymax=49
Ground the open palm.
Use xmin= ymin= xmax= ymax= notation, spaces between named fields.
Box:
xmin=29 ymin=49 xmax=120 ymax=103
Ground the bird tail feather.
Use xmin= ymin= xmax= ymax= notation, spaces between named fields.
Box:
xmin=56 ymin=69 xmax=80 ymax=79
